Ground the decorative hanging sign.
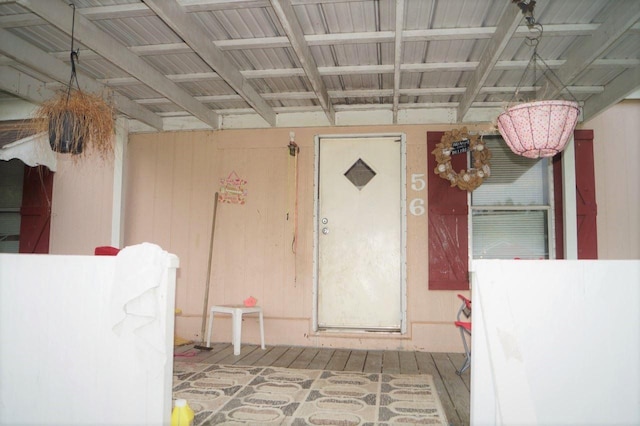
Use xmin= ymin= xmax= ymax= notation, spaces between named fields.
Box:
xmin=218 ymin=171 xmax=247 ymax=204
xmin=432 ymin=127 xmax=491 ymax=192
xmin=451 ymin=139 xmax=471 ymax=155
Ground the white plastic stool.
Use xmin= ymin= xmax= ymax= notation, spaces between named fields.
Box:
xmin=205 ymin=305 xmax=265 ymax=356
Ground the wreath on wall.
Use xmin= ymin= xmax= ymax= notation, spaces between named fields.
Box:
xmin=432 ymin=127 xmax=491 ymax=191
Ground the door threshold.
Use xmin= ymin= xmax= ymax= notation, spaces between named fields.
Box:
xmin=317 ymin=327 xmax=402 ymax=334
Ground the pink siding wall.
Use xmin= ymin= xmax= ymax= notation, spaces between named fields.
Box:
xmin=583 ymin=100 xmax=640 ymax=259
xmin=46 ymin=102 xmax=639 ymax=351
xmin=49 ymin=150 xmax=114 ymax=255
xmin=125 ymin=125 xmax=479 ymax=352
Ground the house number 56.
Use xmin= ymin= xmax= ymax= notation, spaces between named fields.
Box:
xmin=409 ymin=173 xmax=426 ymax=216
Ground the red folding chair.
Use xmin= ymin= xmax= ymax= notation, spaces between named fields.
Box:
xmin=94 ymin=246 xmax=120 ymax=256
xmin=454 ymin=294 xmax=472 ymax=375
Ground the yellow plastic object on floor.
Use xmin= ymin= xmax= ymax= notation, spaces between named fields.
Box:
xmin=174 ymin=335 xmax=192 ymax=346
xmin=174 ymin=308 xmax=192 ymax=347
xmin=171 ymin=399 xmax=194 ymax=426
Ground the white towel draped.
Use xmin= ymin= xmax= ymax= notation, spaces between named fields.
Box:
xmin=110 ymin=242 xmax=171 ymax=375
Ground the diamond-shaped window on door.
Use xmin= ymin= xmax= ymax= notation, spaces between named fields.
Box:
xmin=344 ymin=158 xmax=376 ymax=190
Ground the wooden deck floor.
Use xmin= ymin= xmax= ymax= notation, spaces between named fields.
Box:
xmin=174 ymin=343 xmax=471 ymax=425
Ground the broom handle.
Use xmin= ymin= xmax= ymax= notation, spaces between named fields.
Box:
xmin=200 ymin=193 xmax=219 ymax=341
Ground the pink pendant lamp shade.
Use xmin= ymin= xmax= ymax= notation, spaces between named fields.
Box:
xmin=497 ymin=100 xmax=580 ymax=159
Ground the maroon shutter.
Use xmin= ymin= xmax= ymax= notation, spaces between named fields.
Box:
xmin=553 ymin=154 xmax=564 ymax=259
xmin=427 ymin=132 xmax=469 ymax=290
xmin=574 ymin=130 xmax=598 ymax=259
xmin=553 ymin=130 xmax=597 ymax=259
xmin=19 ymin=165 xmax=53 ymax=254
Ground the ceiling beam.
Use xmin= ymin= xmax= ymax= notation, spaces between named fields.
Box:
xmin=179 ymin=0 xmax=367 ymax=11
xmin=210 ymin=101 xmax=513 ymax=116
xmin=0 ymin=66 xmax=54 ymax=103
xmin=212 ymin=23 xmax=636 ymax=50
xmin=457 ymin=2 xmax=522 ymax=121
xmin=143 ymin=0 xmax=276 ymax=127
xmin=2 ymin=7 xmax=637 ymax=45
xmin=133 ymin=84 xmax=603 ymax=106
xmin=93 ymin=58 xmax=638 ymax=86
xmin=16 ymin=0 xmax=218 ymax=129
xmin=582 ymin=67 xmax=640 ymax=121
xmin=32 ymin=19 xmax=640 ymax=71
xmin=269 ymin=0 xmax=335 ymax=125
xmin=178 ymin=0 xmax=271 ymax=12
xmin=77 ymin=3 xmax=153 ymax=20
xmin=0 ymin=28 xmax=163 ymax=130
xmin=541 ymin=3 xmax=640 ymax=100
xmin=159 ymin=21 xmax=640 ymax=49
xmin=392 ymin=0 xmax=404 ymax=124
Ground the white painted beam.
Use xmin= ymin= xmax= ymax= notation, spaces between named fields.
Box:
xmin=582 ymin=67 xmax=640 ymax=121
xmin=134 ymin=22 xmax=640 ymax=49
xmin=0 ymin=98 xmax=38 ymax=121
xmin=16 ymin=0 xmax=217 ymax=129
xmin=179 ymin=0 xmax=271 ymax=12
xmin=79 ymin=3 xmax=153 ymax=20
xmin=54 ymin=23 xmax=630 ymax=52
xmin=133 ymin=84 xmax=603 ymax=106
xmin=0 ymin=12 xmax=44 ymax=27
xmin=180 ymin=0 xmax=376 ymax=12
xmin=542 ymin=3 xmax=640 ymax=100
xmin=269 ymin=0 xmax=335 ymax=125
xmin=562 ymin=137 xmax=578 ymax=259
xmin=111 ymin=117 xmax=127 ymax=248
xmin=127 ymin=104 xmax=508 ymax=132
xmin=2 ymin=7 xmax=636 ymax=47
xmin=143 ymin=0 xmax=276 ymax=127
xmin=0 ymin=66 xmax=54 ymax=103
xmin=457 ymin=2 xmax=522 ymax=121
xmin=392 ymin=0 xmax=404 ymax=124
xmin=0 ymin=28 xmax=163 ymax=130
xmin=93 ymin=59 xmax=638 ymax=87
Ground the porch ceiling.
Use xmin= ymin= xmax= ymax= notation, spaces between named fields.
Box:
xmin=0 ymin=0 xmax=638 ymax=131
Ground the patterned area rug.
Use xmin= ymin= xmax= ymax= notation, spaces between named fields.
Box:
xmin=173 ymin=362 xmax=448 ymax=425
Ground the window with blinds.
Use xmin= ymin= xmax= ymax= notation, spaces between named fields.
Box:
xmin=471 ymin=136 xmax=553 ymax=260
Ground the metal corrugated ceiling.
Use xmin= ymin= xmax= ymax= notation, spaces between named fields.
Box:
xmin=0 ymin=0 xmax=638 ymax=131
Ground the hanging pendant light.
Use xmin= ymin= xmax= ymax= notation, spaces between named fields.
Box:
xmin=497 ymin=1 xmax=581 ymax=159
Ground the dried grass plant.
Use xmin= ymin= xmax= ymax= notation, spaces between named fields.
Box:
xmin=34 ymin=88 xmax=115 ymax=158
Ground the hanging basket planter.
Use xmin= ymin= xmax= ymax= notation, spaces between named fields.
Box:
xmin=496 ymin=100 xmax=580 ymax=159
xmin=48 ymin=110 xmax=84 ymax=154
xmin=36 ymin=89 xmax=114 ymax=157
xmin=495 ymin=3 xmax=582 ymax=159
xmin=31 ymin=4 xmax=114 ymax=158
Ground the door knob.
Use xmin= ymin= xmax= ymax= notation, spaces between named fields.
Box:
xmin=322 ymin=227 xmax=329 ymax=234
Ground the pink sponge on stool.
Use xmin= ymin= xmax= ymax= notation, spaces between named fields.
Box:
xmin=244 ymin=296 xmax=257 ymax=307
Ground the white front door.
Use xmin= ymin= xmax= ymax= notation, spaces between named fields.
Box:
xmin=316 ymin=135 xmax=405 ymax=331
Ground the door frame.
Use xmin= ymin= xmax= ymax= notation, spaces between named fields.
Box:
xmin=312 ymin=133 xmax=407 ymax=334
